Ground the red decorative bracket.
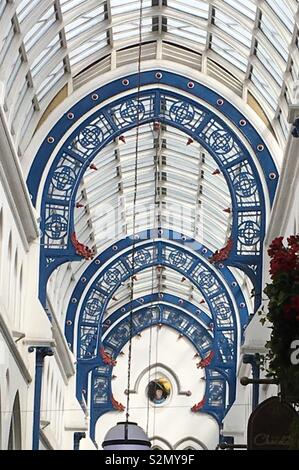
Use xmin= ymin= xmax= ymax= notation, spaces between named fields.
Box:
xmin=71 ymin=232 xmax=95 ymax=260
xmin=197 ymin=351 xmax=214 ymax=369
xmin=209 ymin=238 xmax=233 ymax=264
xmin=100 ymin=346 xmax=117 ymax=367
xmin=191 ymin=398 xmax=205 ymax=412
xmin=153 ymin=121 xmax=160 ymax=131
xmin=212 ymin=169 xmax=221 ymax=175
xmin=111 ymin=395 xmax=125 ymax=411
xmin=186 ymin=138 xmax=194 ymax=146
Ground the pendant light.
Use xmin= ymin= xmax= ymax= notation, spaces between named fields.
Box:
xmin=102 ymin=422 xmax=151 ymax=450
xmin=102 ymin=0 xmax=150 ymax=451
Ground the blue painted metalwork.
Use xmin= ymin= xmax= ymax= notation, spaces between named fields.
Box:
xmin=64 ymin=236 xmax=246 ymax=359
xmin=29 ymin=347 xmax=54 ymax=450
xmin=40 ymin=86 xmax=264 ymax=262
xmin=26 ymin=71 xmax=278 ymax=306
xmin=65 ymin=231 xmax=249 ymax=336
xmin=73 ymin=432 xmax=86 ymax=450
xmin=243 ymin=354 xmax=260 ymax=411
xmin=28 ymin=71 xmax=278 ymax=206
xmin=65 ymin=231 xmax=245 ymax=433
xmin=64 ymin=234 xmax=243 ymax=438
xmin=25 ymin=70 xmax=280 ymax=442
xmin=81 ymin=296 xmax=232 ymax=440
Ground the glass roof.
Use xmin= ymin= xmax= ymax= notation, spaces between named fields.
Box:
xmin=0 ymin=0 xmax=298 ymax=153
xmin=80 ymin=123 xmax=231 ymax=254
xmin=0 ymin=0 xmax=295 ymax=331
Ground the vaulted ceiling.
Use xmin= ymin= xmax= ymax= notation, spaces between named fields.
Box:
xmin=0 ymin=0 xmax=298 ymax=156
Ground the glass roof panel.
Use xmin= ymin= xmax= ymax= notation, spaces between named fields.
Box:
xmin=112 ymin=17 xmax=152 ymax=42
xmin=0 ymin=0 xmax=6 ymax=18
xmin=23 ymin=5 xmax=56 ymax=52
xmin=84 ymin=123 xmax=231 ymax=253
xmin=255 ymin=41 xmax=284 ymax=87
xmin=214 ymin=10 xmax=252 ymax=48
xmin=110 ymin=0 xmax=152 ymax=15
xmin=221 ymin=0 xmax=257 ymax=21
xmin=211 ymin=35 xmax=248 ymax=72
xmin=30 ymin=36 xmax=61 ymax=78
xmin=17 ymin=0 xmax=43 ymax=22
xmin=64 ymin=6 xmax=106 ymax=41
xmin=0 ymin=0 xmax=298 ymax=153
xmin=265 ymin=0 xmax=296 ymax=32
xmin=167 ymin=0 xmax=209 ymax=19
xmin=251 ymin=66 xmax=279 ymax=111
xmin=166 ymin=17 xmax=206 ymax=45
xmin=36 ymin=62 xmax=65 ymax=101
xmin=260 ymin=13 xmax=290 ymax=61
xmin=68 ymin=33 xmax=108 ymax=66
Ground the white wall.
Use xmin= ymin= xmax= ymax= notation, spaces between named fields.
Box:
xmin=0 ymin=106 xmax=92 ymax=450
xmin=96 ymin=326 xmax=219 ymax=450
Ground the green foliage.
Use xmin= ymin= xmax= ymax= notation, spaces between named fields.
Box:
xmin=261 ymin=236 xmax=299 ymax=402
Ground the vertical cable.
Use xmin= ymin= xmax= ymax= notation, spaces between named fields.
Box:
xmin=146 ymin=120 xmax=160 ymax=435
xmin=125 ymin=0 xmax=144 ymax=436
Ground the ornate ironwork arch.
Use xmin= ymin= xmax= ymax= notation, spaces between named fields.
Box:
xmin=65 ymin=236 xmax=246 ymax=359
xmin=27 ymin=71 xmax=278 ymax=305
xmin=82 ymin=297 xmax=233 ymax=440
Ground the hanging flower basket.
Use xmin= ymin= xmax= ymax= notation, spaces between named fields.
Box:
xmin=261 ymin=235 xmax=299 ymax=402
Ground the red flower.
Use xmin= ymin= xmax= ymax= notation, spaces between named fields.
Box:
xmin=283 ymin=296 xmax=299 ymax=321
xmin=287 ymin=236 xmax=299 ymax=255
xmin=268 ymin=237 xmax=284 ymax=257
xmin=270 ymin=250 xmax=297 ymax=278
xmin=287 ymin=235 xmax=299 ymax=247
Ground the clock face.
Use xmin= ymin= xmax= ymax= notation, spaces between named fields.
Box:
xmin=147 ymin=378 xmax=171 ymax=405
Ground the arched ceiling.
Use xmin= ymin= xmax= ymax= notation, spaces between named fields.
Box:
xmin=1 ymin=0 xmax=296 ymax=446
xmin=82 ymin=122 xmax=231 ymax=254
xmin=37 ymin=77 xmax=271 ymax=323
xmin=0 ymin=0 xmax=298 ymax=155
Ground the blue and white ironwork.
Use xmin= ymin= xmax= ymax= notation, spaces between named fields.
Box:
xmin=80 ymin=295 xmax=234 ymax=439
xmin=64 ymin=234 xmax=247 ymax=358
xmin=27 ymin=72 xmax=278 ymax=306
xmin=26 ymin=71 xmax=280 ymax=441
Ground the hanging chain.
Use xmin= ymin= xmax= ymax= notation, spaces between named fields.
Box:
xmin=146 ymin=114 xmax=161 ymax=434
xmin=125 ymin=0 xmax=144 ymax=431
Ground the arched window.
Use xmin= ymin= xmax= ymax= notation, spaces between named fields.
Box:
xmin=7 ymin=232 xmax=12 ymax=312
xmin=0 ymin=209 xmax=3 ymax=288
xmin=0 ymin=384 xmax=2 ymax=450
xmin=7 ymin=392 xmax=21 ymax=450
xmin=13 ymin=250 xmax=18 ymax=325
xmin=18 ymin=265 xmax=23 ymax=329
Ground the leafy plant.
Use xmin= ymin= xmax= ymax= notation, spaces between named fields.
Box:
xmin=261 ymin=235 xmax=299 ymax=401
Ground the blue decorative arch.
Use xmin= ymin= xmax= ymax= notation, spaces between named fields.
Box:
xmin=27 ymin=71 xmax=278 ymax=306
xmin=65 ymin=237 xmax=246 ymax=360
xmin=82 ymin=296 xmax=233 ymax=440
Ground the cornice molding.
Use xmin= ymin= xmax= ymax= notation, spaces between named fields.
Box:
xmin=0 ymin=101 xmax=39 ymax=249
xmin=0 ymin=308 xmax=32 ymax=383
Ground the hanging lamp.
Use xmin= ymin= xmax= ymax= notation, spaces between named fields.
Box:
xmin=101 ymin=0 xmax=150 ymax=450
xmin=102 ymin=422 xmax=151 ymax=450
